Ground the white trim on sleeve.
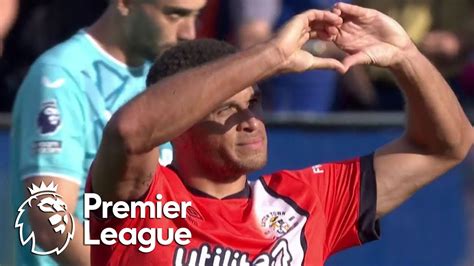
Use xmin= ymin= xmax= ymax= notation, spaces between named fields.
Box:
xmin=21 ymin=172 xmax=82 ymax=185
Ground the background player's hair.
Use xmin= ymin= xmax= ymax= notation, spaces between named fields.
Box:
xmin=146 ymin=39 xmax=237 ymax=86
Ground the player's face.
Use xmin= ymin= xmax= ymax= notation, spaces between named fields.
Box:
xmin=186 ymin=87 xmax=268 ymax=178
xmin=126 ymin=0 xmax=205 ymax=59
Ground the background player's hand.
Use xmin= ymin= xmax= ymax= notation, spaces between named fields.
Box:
xmin=332 ymin=3 xmax=415 ymax=69
xmin=272 ymin=9 xmax=346 ymax=73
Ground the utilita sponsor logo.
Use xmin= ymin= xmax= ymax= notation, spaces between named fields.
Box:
xmin=173 ymin=239 xmax=293 ymax=266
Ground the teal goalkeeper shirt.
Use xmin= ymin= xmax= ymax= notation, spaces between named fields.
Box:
xmin=10 ymin=29 xmax=172 ymax=265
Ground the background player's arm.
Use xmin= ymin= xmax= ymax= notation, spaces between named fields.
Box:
xmin=15 ymin=64 xmax=90 ymax=265
xmin=92 ymin=9 xmax=347 ymax=201
xmin=0 ymin=0 xmax=18 ymax=55
xmin=25 ymin=177 xmax=89 ymax=266
xmin=332 ymin=3 xmax=472 ymax=218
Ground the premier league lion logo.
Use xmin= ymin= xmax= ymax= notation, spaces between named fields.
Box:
xmin=37 ymin=101 xmax=61 ymax=135
xmin=15 ymin=181 xmax=75 ymax=255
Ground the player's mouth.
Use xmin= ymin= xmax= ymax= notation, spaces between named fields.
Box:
xmin=236 ymin=138 xmax=265 ymax=149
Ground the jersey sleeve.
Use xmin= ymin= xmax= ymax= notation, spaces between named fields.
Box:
xmin=13 ymin=63 xmax=87 ymax=184
xmin=296 ymin=154 xmax=379 ymax=256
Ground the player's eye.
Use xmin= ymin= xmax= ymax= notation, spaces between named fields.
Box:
xmin=216 ymin=106 xmax=233 ymax=116
xmin=163 ymin=8 xmax=192 ymax=21
xmin=249 ymin=98 xmax=258 ymax=106
xmin=249 ymin=98 xmax=261 ymax=109
xmin=167 ymin=13 xmax=182 ymax=20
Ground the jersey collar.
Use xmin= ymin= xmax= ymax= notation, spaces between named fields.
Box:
xmin=167 ymin=165 xmax=251 ymax=200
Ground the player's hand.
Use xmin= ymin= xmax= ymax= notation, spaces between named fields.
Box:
xmin=332 ymin=3 xmax=416 ymax=69
xmin=272 ymin=9 xmax=346 ymax=73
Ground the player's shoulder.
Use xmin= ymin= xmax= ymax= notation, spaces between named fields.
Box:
xmin=36 ymin=30 xmax=93 ymax=69
xmin=17 ymin=31 xmax=95 ymax=97
xmin=24 ymin=30 xmax=98 ymax=85
xmin=13 ymin=33 xmax=94 ymax=117
xmin=258 ymin=157 xmax=363 ymax=182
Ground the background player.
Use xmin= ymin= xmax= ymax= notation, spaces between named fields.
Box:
xmin=10 ymin=0 xmax=206 ymax=265
xmin=89 ymin=3 xmax=472 ymax=265
xmin=0 ymin=0 xmax=18 ymax=56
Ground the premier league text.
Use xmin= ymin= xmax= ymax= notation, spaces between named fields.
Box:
xmin=83 ymin=193 xmax=192 ymax=253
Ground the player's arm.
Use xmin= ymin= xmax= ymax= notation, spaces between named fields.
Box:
xmin=0 ymin=0 xmax=18 ymax=55
xmin=92 ymin=9 xmax=347 ymax=201
xmin=14 ymin=65 xmax=90 ymax=265
xmin=332 ymin=3 xmax=472 ymax=218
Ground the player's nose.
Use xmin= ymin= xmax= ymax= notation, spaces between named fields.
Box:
xmin=177 ymin=17 xmax=196 ymax=41
xmin=237 ymin=109 xmax=259 ymax=132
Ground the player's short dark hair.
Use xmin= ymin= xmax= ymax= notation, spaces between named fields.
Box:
xmin=146 ymin=39 xmax=238 ymax=86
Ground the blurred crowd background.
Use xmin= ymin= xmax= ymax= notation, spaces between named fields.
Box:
xmin=1 ymin=0 xmax=474 ymax=114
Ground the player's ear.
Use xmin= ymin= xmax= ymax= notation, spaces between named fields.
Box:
xmin=114 ymin=0 xmax=132 ymax=16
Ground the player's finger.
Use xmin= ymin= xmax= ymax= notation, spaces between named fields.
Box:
xmin=301 ymin=9 xmax=343 ymax=26
xmin=311 ymin=57 xmax=347 ymax=73
xmin=299 ymin=31 xmax=311 ymax=47
xmin=310 ymin=30 xmax=335 ymax=42
xmin=309 ymin=21 xmax=342 ymax=34
xmin=331 ymin=7 xmax=342 ymax=16
xmin=309 ymin=31 xmax=318 ymax=39
xmin=325 ymin=25 xmax=339 ymax=36
xmin=334 ymin=2 xmax=368 ymax=17
xmin=342 ymin=51 xmax=373 ymax=69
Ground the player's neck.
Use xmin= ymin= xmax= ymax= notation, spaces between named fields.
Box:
xmin=183 ymin=175 xmax=248 ymax=200
xmin=170 ymin=163 xmax=248 ymax=200
xmin=86 ymin=8 xmax=146 ymax=67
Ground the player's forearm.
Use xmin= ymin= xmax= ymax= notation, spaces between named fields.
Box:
xmin=390 ymin=46 xmax=471 ymax=158
xmin=0 ymin=0 xmax=18 ymax=38
xmin=111 ymin=42 xmax=284 ymax=154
